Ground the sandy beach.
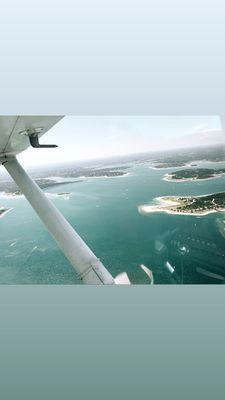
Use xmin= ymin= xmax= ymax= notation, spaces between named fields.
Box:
xmin=138 ymin=196 xmax=224 ymax=217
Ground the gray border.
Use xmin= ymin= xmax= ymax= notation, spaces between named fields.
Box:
xmin=1 ymin=1 xmax=225 ymax=397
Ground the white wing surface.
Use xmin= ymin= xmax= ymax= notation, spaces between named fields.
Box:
xmin=0 ymin=115 xmax=63 ymax=157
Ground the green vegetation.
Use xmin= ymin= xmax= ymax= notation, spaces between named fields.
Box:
xmin=154 ymin=162 xmax=186 ymax=168
xmin=167 ymin=168 xmax=225 ymax=181
xmin=152 ymin=144 xmax=225 ymax=168
xmin=165 ymin=192 xmax=225 ymax=214
xmin=0 ymin=167 xmax=128 ymax=196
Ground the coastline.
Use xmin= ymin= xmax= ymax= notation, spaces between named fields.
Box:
xmin=0 ymin=191 xmax=71 ymax=200
xmin=163 ymin=173 xmax=225 ymax=183
xmin=82 ymin=172 xmax=131 ymax=179
xmin=138 ymin=196 xmax=225 ymax=217
xmin=0 ymin=191 xmax=23 ymax=199
xmin=44 ymin=172 xmax=131 ymax=181
xmin=149 ymin=162 xmax=198 ymax=171
xmin=150 ymin=159 xmax=225 ymax=171
xmin=0 ymin=173 xmax=131 ymax=200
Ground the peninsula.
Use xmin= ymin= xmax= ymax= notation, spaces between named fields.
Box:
xmin=0 ymin=166 xmax=129 ymax=197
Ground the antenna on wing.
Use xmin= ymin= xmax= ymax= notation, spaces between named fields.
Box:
xmin=20 ymin=127 xmax=58 ymax=148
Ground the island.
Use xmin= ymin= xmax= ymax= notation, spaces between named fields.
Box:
xmin=138 ymin=192 xmax=225 ymax=216
xmin=153 ymin=162 xmax=187 ymax=169
xmin=80 ymin=168 xmax=128 ymax=178
xmin=164 ymin=168 xmax=225 ymax=182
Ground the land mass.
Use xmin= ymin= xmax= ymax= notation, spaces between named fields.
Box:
xmin=153 ymin=162 xmax=187 ymax=169
xmin=138 ymin=192 xmax=225 ymax=216
xmin=0 ymin=167 xmax=128 ymax=197
xmin=164 ymin=168 xmax=225 ymax=182
xmin=150 ymin=145 xmax=225 ymax=169
xmin=0 ymin=180 xmax=80 ymax=197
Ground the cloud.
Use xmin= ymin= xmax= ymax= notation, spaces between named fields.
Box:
xmin=187 ymin=124 xmax=208 ymax=134
xmin=106 ymin=133 xmax=122 ymax=141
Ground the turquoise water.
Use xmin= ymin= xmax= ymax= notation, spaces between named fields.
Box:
xmin=1 ymin=162 xmax=225 ymax=284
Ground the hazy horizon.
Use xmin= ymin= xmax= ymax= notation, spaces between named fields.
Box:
xmin=24 ymin=142 xmax=225 ymax=171
xmin=16 ymin=115 xmax=224 ymax=167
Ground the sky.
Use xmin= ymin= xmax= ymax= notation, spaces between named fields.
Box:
xmin=18 ymin=115 xmax=223 ymax=166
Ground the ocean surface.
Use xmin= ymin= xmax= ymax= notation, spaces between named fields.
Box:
xmin=1 ymin=160 xmax=225 ymax=284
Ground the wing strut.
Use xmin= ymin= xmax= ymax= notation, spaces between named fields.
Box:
xmin=2 ymin=157 xmax=115 ymax=285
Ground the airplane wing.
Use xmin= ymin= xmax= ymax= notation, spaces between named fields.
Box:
xmin=0 ymin=115 xmax=63 ymax=158
xmin=0 ymin=115 xmax=116 ymax=285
